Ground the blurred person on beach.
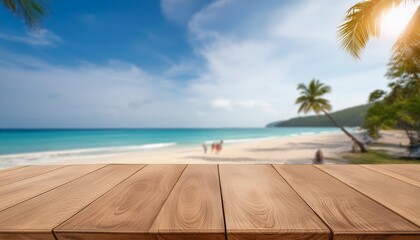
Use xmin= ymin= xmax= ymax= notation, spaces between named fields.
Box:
xmin=216 ymin=143 xmax=221 ymax=154
xmin=202 ymin=143 xmax=207 ymax=154
xmin=215 ymin=140 xmax=223 ymax=154
xmin=314 ymin=149 xmax=324 ymax=164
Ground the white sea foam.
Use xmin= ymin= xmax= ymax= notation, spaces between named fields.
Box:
xmin=205 ymin=136 xmax=277 ymax=144
xmin=112 ymin=143 xmax=176 ymax=150
xmin=300 ymin=131 xmax=316 ymax=135
xmin=0 ymin=142 xmax=176 ymax=166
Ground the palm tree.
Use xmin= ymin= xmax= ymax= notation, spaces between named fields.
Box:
xmin=338 ymin=0 xmax=419 ymax=74
xmin=2 ymin=0 xmax=48 ymax=29
xmin=296 ymin=79 xmax=368 ymax=153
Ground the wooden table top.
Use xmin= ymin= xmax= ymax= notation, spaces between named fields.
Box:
xmin=0 ymin=164 xmax=419 ymax=240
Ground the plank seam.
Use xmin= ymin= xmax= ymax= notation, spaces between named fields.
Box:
xmin=147 ymin=164 xmax=189 ymax=233
xmin=51 ymin=164 xmax=148 ymax=239
xmin=0 ymin=164 xmax=109 ymax=214
xmin=359 ymin=165 xmax=420 ymax=188
xmin=52 ymin=229 xmax=59 ymax=240
xmin=271 ymin=164 xmax=334 ymax=240
xmin=0 ymin=165 xmax=67 ymax=187
xmin=315 ymin=165 xmax=420 ymax=229
xmin=217 ymin=164 xmax=228 ymax=240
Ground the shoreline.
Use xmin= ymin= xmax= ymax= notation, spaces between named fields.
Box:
xmin=0 ymin=131 xmax=354 ymax=167
xmin=0 ymin=127 xmax=339 ymax=159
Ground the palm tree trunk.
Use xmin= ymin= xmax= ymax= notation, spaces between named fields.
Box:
xmin=322 ymin=110 xmax=368 ymax=153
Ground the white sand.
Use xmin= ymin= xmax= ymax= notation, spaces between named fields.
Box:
xmin=370 ymin=130 xmax=412 ymax=157
xmin=1 ymin=130 xmax=412 ymax=169
xmin=54 ymin=132 xmax=353 ymax=165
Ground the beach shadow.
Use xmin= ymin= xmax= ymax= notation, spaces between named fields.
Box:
xmin=184 ymin=156 xmax=271 ymax=163
xmin=247 ymin=142 xmax=345 ymax=153
xmin=371 ymin=142 xmax=406 ymax=149
xmin=184 ymin=155 xmax=337 ymax=164
xmin=185 ymin=155 xmax=345 ymax=164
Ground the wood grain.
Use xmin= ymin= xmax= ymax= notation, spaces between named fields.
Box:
xmin=0 ymin=164 xmax=104 ymax=211
xmin=150 ymin=165 xmax=224 ymax=240
xmin=273 ymin=165 xmax=420 ymax=239
xmin=219 ymin=164 xmax=330 ymax=240
xmin=52 ymin=232 xmax=150 ymax=240
xmin=0 ymin=165 xmax=63 ymax=187
xmin=362 ymin=164 xmax=420 ymax=188
xmin=317 ymin=165 xmax=420 ymax=227
xmin=0 ymin=232 xmax=56 ymax=240
xmin=333 ymin=233 xmax=420 ymax=240
xmin=0 ymin=165 xmax=26 ymax=174
xmin=0 ymin=164 xmax=143 ymax=240
xmin=54 ymin=164 xmax=186 ymax=240
xmin=0 ymin=164 xmax=419 ymax=240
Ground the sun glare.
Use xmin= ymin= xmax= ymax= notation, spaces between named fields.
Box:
xmin=381 ymin=3 xmax=418 ymax=37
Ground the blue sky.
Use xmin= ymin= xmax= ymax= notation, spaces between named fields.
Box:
xmin=0 ymin=0 xmax=415 ymax=128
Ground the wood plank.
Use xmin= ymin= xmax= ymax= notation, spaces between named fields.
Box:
xmin=362 ymin=164 xmax=420 ymax=188
xmin=0 ymin=165 xmax=63 ymax=187
xmin=0 ymin=164 xmax=104 ymax=211
xmin=0 ymin=165 xmax=26 ymax=174
xmin=0 ymin=232 xmax=56 ymax=240
xmin=317 ymin=165 xmax=420 ymax=227
xmin=54 ymin=164 xmax=186 ymax=240
xmin=273 ymin=165 xmax=420 ymax=240
xmin=149 ymin=165 xmax=224 ymax=240
xmin=219 ymin=164 xmax=330 ymax=240
xmin=0 ymin=164 xmax=143 ymax=240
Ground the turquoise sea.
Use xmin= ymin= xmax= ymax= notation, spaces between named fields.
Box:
xmin=0 ymin=128 xmax=342 ymax=155
xmin=0 ymin=128 xmax=341 ymax=167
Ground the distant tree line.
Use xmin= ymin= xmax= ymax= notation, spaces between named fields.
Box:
xmin=269 ymin=104 xmax=370 ymax=127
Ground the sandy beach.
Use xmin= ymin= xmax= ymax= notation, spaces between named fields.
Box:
xmin=51 ymin=132 xmax=353 ymax=165
xmin=1 ymin=130 xmax=411 ymax=168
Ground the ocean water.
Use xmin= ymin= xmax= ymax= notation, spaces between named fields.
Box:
xmin=0 ymin=128 xmax=341 ymax=155
xmin=0 ymin=128 xmax=340 ymax=167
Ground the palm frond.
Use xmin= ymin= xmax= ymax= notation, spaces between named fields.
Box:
xmin=297 ymin=83 xmax=307 ymax=91
xmin=387 ymin=6 xmax=420 ymax=78
xmin=2 ymin=0 xmax=49 ymax=29
xmin=317 ymin=98 xmax=332 ymax=112
xmin=338 ymin=0 xmax=407 ymax=59
xmin=318 ymin=85 xmax=331 ymax=95
xmin=298 ymin=102 xmax=309 ymax=113
xmin=295 ymin=79 xmax=332 ymax=115
xmin=295 ymin=95 xmax=308 ymax=104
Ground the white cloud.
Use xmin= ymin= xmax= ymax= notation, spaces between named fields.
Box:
xmin=270 ymin=0 xmax=352 ymax=42
xmin=237 ymin=100 xmax=274 ymax=113
xmin=209 ymin=98 xmax=275 ymax=113
xmin=184 ymin=0 xmax=397 ymax=124
xmin=0 ymin=52 xmax=195 ymax=128
xmin=160 ymin=0 xmax=209 ymax=24
xmin=0 ymin=48 xmax=285 ymax=128
xmin=0 ymin=0 xmax=403 ymax=128
xmin=237 ymin=100 xmax=259 ymax=108
xmin=211 ymin=98 xmax=232 ymax=110
xmin=0 ymin=29 xmax=62 ymax=46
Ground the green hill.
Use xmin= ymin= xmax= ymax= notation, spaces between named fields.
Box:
xmin=266 ymin=104 xmax=371 ymax=127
